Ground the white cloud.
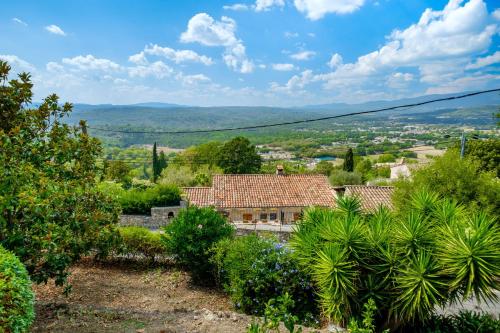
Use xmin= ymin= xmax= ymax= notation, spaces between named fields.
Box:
xmin=46 ymin=61 xmax=64 ymax=72
xmin=255 ymin=0 xmax=285 ymax=12
xmin=128 ymin=61 xmax=173 ymax=79
xmin=387 ymin=72 xmax=414 ymax=89
xmin=128 ymin=51 xmax=148 ymax=65
xmin=62 ymin=55 xmax=121 ymax=71
xmin=465 ymin=51 xmax=500 ymax=70
xmin=426 ymin=73 xmax=500 ymax=94
xmin=142 ymin=44 xmax=214 ymax=65
xmin=284 ymin=31 xmax=299 ymax=38
xmin=176 ymin=73 xmax=211 ymax=86
xmin=180 ymin=13 xmax=254 ymax=73
xmin=290 ymin=50 xmax=316 ymax=60
xmin=12 ymin=18 xmax=27 ymax=26
xmin=272 ymin=63 xmax=298 ymax=71
xmin=294 ymin=0 xmax=365 ymax=20
xmin=327 ymin=53 xmax=343 ymax=69
xmin=223 ymin=3 xmax=249 ymax=11
xmin=0 ymin=54 xmax=35 ymax=72
xmin=493 ymin=8 xmax=500 ymax=20
xmin=45 ymin=24 xmax=66 ymax=36
xmin=270 ymin=70 xmax=314 ymax=93
xmin=307 ymin=32 xmax=316 ymax=38
xmin=315 ymin=0 xmax=498 ymax=90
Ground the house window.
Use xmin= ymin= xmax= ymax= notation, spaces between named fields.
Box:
xmin=243 ymin=213 xmax=253 ymax=222
xmin=269 ymin=213 xmax=277 ymax=221
xmin=260 ymin=213 xmax=268 ymax=221
xmin=293 ymin=212 xmax=302 ymax=222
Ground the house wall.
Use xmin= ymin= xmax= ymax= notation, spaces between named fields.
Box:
xmin=222 ymin=207 xmax=305 ymax=224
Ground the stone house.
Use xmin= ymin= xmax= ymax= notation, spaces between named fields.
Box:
xmin=183 ymin=167 xmax=394 ymax=224
xmin=183 ymin=170 xmax=335 ymax=224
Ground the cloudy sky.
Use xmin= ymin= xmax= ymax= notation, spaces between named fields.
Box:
xmin=1 ymin=0 xmax=499 ymax=106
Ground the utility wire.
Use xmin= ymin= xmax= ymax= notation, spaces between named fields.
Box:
xmin=87 ymin=88 xmax=500 ymax=135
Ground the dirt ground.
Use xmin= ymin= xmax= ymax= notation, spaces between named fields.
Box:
xmin=32 ymin=258 xmax=325 ymax=333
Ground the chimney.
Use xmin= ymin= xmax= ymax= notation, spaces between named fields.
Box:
xmin=276 ymin=164 xmax=285 ymax=175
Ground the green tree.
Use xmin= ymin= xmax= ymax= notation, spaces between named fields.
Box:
xmin=329 ymin=170 xmax=363 ymax=186
xmin=104 ymin=160 xmax=131 ymax=185
xmin=343 ymin=148 xmax=354 ymax=172
xmin=0 ymin=61 xmax=120 ymax=287
xmin=393 ymin=149 xmax=499 ymax=215
xmin=152 ymin=142 xmax=160 ymax=182
xmin=158 ymin=151 xmax=168 ymax=173
xmin=465 ymin=139 xmax=500 ymax=177
xmin=217 ymin=137 xmax=262 ymax=174
xmin=314 ymin=160 xmax=334 ymax=176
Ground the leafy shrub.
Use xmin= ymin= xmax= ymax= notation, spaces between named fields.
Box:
xmin=347 ymin=299 xmax=388 ymax=333
xmin=289 ymin=193 xmax=500 ymax=328
xmin=247 ymin=293 xmax=304 ymax=333
xmin=0 ymin=246 xmax=35 ymax=332
xmin=410 ymin=311 xmax=500 ymax=333
xmin=211 ymin=234 xmax=318 ymax=325
xmin=329 ymin=170 xmax=363 ymax=186
xmin=118 ymin=226 xmax=166 ymax=261
xmin=118 ymin=184 xmax=181 ymax=215
xmin=162 ymin=206 xmax=234 ymax=283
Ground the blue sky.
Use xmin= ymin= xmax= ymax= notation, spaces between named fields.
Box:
xmin=1 ymin=0 xmax=499 ymax=106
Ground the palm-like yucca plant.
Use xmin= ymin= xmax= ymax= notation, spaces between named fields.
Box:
xmin=432 ymin=198 xmax=465 ymax=226
xmin=366 ymin=206 xmax=393 ymax=247
xmin=336 ymin=195 xmax=362 ymax=216
xmin=436 ymin=211 xmax=500 ymax=303
xmin=290 ymin=207 xmax=336 ymax=270
xmin=392 ymin=212 xmax=433 ymax=257
xmin=313 ymin=243 xmax=359 ymax=323
xmin=392 ymin=251 xmax=447 ymax=323
xmin=409 ymin=190 xmax=440 ymax=217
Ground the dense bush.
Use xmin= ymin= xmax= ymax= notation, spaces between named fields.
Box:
xmin=118 ymin=226 xmax=167 ymax=261
xmin=0 ymin=246 xmax=35 ymax=332
xmin=162 ymin=206 xmax=234 ymax=283
xmin=329 ymin=170 xmax=363 ymax=186
xmin=411 ymin=311 xmax=500 ymax=333
xmin=289 ymin=193 xmax=500 ymax=329
xmin=211 ymin=234 xmax=319 ymax=325
xmin=0 ymin=61 xmax=120 ymax=286
xmin=118 ymin=184 xmax=181 ymax=215
xmin=393 ymin=149 xmax=500 ymax=215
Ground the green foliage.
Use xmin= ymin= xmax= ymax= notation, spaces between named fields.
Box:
xmin=217 ymin=137 xmax=262 ymax=174
xmin=0 ymin=61 xmax=120 ymax=286
xmin=377 ymin=154 xmax=396 ymax=163
xmin=160 ymin=164 xmax=221 ymax=187
xmin=314 ymin=160 xmax=334 ymax=176
xmin=347 ymin=299 xmax=388 ymax=333
xmin=152 ymin=142 xmax=159 ymax=182
xmin=393 ymin=149 xmax=500 ymax=215
xmin=465 ymin=139 xmax=500 ymax=177
xmin=117 ymin=184 xmax=181 ymax=215
xmin=413 ymin=311 xmax=500 ymax=333
xmin=247 ymin=293 xmax=304 ymax=333
xmin=210 ymin=234 xmax=319 ymax=325
xmin=289 ymin=194 xmax=500 ymax=329
xmin=162 ymin=206 xmax=234 ymax=283
xmin=103 ymin=160 xmax=132 ymax=185
xmin=329 ymin=170 xmax=363 ymax=186
xmin=0 ymin=245 xmax=35 ymax=333
xmin=343 ymin=148 xmax=354 ymax=172
xmin=118 ymin=226 xmax=167 ymax=261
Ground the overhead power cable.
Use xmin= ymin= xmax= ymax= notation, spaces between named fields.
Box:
xmin=87 ymin=88 xmax=500 ymax=135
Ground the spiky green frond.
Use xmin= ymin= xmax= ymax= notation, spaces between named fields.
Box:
xmin=336 ymin=195 xmax=362 ymax=216
xmin=410 ymin=190 xmax=440 ymax=217
xmin=436 ymin=212 xmax=500 ymax=303
xmin=393 ymin=212 xmax=433 ymax=257
xmin=392 ymin=252 xmax=447 ymax=323
xmin=313 ymin=244 xmax=359 ymax=323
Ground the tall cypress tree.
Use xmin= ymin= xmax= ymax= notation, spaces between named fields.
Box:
xmin=152 ymin=142 xmax=159 ymax=182
xmin=158 ymin=151 xmax=168 ymax=174
xmin=343 ymin=148 xmax=354 ymax=172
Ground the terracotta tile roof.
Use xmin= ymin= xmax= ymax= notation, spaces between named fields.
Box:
xmin=182 ymin=187 xmax=214 ymax=207
xmin=199 ymin=174 xmax=336 ymax=208
xmin=344 ymin=185 xmax=394 ymax=211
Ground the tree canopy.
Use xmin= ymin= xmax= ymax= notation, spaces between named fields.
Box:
xmin=0 ymin=61 xmax=120 ymax=287
xmin=343 ymin=148 xmax=354 ymax=172
xmin=216 ymin=137 xmax=262 ymax=174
